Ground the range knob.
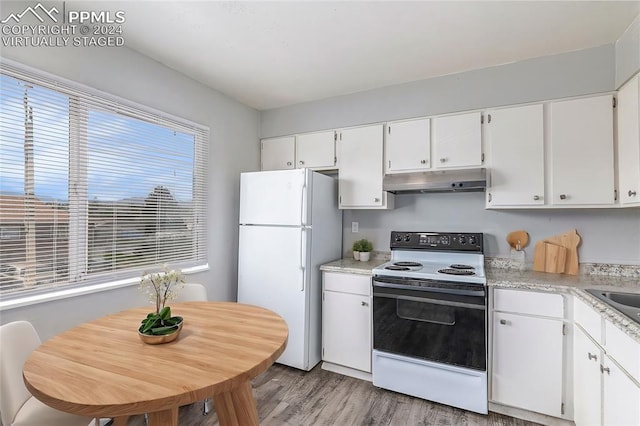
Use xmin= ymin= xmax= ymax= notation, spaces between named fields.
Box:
xmin=459 ymin=235 xmax=467 ymax=245
xmin=469 ymin=235 xmax=477 ymax=245
xmin=404 ymin=235 xmax=411 ymax=242
xmin=395 ymin=235 xmax=402 ymax=242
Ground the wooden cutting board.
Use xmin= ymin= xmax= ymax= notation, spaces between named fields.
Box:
xmin=532 ymin=229 xmax=581 ymax=275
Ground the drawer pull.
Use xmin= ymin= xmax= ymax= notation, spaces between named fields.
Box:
xmin=361 ymin=301 xmax=369 ymax=307
xmin=499 ymin=319 xmax=507 ymax=325
xmin=588 ymin=352 xmax=597 ymax=361
xmin=600 ymin=365 xmax=610 ymax=375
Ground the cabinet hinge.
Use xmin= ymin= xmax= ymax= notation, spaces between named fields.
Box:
xmin=481 ymin=115 xmax=484 ymax=124
xmin=481 ymin=153 xmax=485 ymax=162
xmin=561 ymin=402 xmax=565 ymax=415
xmin=613 ymin=97 xmax=617 ymax=108
xmin=334 ymin=131 xmax=337 ymax=142
xmin=334 ymin=156 xmax=337 ymax=165
xmin=488 ymin=192 xmax=492 ymax=203
xmin=488 ymin=114 xmax=492 ymax=124
xmin=562 ymin=324 xmax=567 ymax=335
xmin=339 ymin=195 xmax=342 ymax=203
xmin=388 ymin=160 xmax=391 ymax=169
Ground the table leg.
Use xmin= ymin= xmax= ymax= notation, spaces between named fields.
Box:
xmin=213 ymin=381 xmax=259 ymax=426
xmin=146 ymin=407 xmax=179 ymax=426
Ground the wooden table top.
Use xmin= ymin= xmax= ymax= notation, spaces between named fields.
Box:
xmin=23 ymin=301 xmax=288 ymax=419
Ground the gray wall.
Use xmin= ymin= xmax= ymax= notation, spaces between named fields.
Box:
xmin=261 ymin=45 xmax=615 ymax=138
xmin=615 ymin=14 xmax=640 ymax=87
xmin=261 ymin=44 xmax=640 ymax=266
xmin=1 ymin=46 xmax=260 ymax=339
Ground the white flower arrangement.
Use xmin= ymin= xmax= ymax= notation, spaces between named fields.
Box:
xmin=139 ymin=265 xmax=185 ymax=315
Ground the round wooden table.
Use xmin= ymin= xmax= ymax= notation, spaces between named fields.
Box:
xmin=23 ymin=301 xmax=288 ymax=426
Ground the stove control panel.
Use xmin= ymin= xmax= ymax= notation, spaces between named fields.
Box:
xmin=390 ymin=231 xmax=483 ymax=252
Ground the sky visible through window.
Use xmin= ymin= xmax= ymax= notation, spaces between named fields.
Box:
xmin=0 ymin=74 xmax=195 ymax=204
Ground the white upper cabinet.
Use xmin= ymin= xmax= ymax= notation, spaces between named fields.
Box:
xmin=486 ymin=104 xmax=545 ymax=206
xmin=549 ymin=95 xmax=615 ymax=205
xmin=338 ymin=124 xmax=394 ymax=209
xmin=617 ymin=74 xmax=640 ymax=206
xmin=385 ymin=118 xmax=431 ymax=173
xmin=261 ymin=131 xmax=336 ymax=171
xmin=261 ymin=136 xmax=295 ymax=170
xmin=295 ymin=130 xmax=336 ymax=170
xmin=432 ymin=111 xmax=483 ymax=168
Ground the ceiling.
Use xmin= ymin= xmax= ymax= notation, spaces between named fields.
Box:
xmin=89 ymin=1 xmax=639 ymax=110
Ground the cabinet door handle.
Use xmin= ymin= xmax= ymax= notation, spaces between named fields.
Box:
xmin=559 ymin=194 xmax=567 ymax=200
xmin=361 ymin=301 xmax=369 ymax=307
xmin=533 ymin=195 xmax=540 ymax=201
xmin=420 ymin=159 xmax=427 ymax=164
xmin=499 ymin=319 xmax=507 ymax=325
xmin=600 ymin=365 xmax=610 ymax=374
xmin=286 ymin=161 xmax=292 ymax=166
xmin=629 ymin=190 xmax=637 ymax=197
xmin=440 ymin=158 xmax=447 ymax=163
xmin=374 ymin=197 xmax=380 ymax=203
xmin=588 ymin=352 xmax=598 ymax=361
xmin=299 ymin=160 xmax=304 ymax=165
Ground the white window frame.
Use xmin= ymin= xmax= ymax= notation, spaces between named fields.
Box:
xmin=0 ymin=59 xmax=209 ymax=308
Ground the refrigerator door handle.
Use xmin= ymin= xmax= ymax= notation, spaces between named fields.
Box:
xmin=300 ymin=173 xmax=307 ymax=226
xmin=299 ymin=228 xmax=306 ymax=291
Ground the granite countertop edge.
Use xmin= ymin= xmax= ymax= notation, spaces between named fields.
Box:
xmin=320 ymin=257 xmax=640 ymax=342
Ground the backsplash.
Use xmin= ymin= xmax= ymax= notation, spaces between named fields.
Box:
xmin=485 ymin=257 xmax=640 ymax=279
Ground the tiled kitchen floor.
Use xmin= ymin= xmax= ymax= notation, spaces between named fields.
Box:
xmin=127 ymin=364 xmax=540 ymax=425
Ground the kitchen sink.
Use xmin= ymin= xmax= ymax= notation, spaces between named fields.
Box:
xmin=585 ymin=289 xmax=640 ymax=326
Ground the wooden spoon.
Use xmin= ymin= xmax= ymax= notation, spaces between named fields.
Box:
xmin=506 ymin=230 xmax=530 ymax=251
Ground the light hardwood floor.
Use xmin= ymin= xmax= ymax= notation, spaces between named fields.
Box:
xmin=126 ymin=364 xmax=540 ymax=425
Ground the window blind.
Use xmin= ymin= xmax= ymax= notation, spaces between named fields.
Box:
xmin=0 ymin=62 xmax=208 ymax=298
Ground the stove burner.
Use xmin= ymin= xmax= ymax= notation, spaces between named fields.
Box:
xmin=385 ymin=265 xmax=411 ymax=271
xmin=438 ymin=268 xmax=476 ymax=276
xmin=449 ymin=264 xmax=475 ymax=270
xmin=393 ymin=261 xmax=423 ymax=267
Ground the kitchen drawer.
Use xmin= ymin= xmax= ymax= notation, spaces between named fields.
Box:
xmin=323 ymin=272 xmax=371 ymax=296
xmin=494 ymin=288 xmax=564 ymax=318
xmin=605 ymin=319 xmax=640 ymax=381
xmin=574 ymin=296 xmax=603 ymax=344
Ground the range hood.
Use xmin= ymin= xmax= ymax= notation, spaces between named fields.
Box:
xmin=383 ymin=168 xmax=487 ymax=194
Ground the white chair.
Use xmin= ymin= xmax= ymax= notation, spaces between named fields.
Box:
xmin=175 ymin=283 xmax=208 ymax=302
xmin=0 ymin=321 xmax=94 ymax=426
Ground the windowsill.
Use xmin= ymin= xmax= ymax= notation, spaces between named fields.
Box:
xmin=0 ymin=263 xmax=210 ymax=311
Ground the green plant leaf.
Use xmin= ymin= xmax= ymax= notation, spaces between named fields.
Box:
xmin=150 ymin=325 xmax=179 ymax=335
xmin=159 ymin=306 xmax=171 ymax=320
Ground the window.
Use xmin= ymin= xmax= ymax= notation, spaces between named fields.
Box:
xmin=0 ymin=62 xmax=208 ymax=298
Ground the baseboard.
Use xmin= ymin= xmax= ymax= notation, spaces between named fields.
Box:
xmin=489 ymin=402 xmax=574 ymax=426
xmin=321 ymin=361 xmax=372 ymax=382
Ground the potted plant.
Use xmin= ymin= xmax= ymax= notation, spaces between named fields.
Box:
xmin=352 ymin=240 xmax=362 ymax=260
xmin=138 ymin=265 xmax=185 ymax=344
xmin=357 ymin=239 xmax=374 ymax=261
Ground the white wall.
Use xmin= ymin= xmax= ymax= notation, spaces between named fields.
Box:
xmin=260 ymin=44 xmax=640 ymax=266
xmin=616 ymin=14 xmax=640 ymax=87
xmin=1 ymin=45 xmax=260 ymax=339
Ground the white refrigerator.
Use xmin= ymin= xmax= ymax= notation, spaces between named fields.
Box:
xmin=237 ymin=169 xmax=342 ymax=371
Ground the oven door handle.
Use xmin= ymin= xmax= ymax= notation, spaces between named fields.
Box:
xmin=375 ymin=292 xmax=486 ymax=311
xmin=373 ymin=280 xmax=486 ymax=298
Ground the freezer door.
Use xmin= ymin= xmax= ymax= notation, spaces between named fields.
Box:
xmin=237 ymin=225 xmax=310 ymax=369
xmin=239 ymin=169 xmax=309 ymax=226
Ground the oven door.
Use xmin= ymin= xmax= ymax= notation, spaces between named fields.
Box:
xmin=373 ymin=276 xmax=487 ymax=371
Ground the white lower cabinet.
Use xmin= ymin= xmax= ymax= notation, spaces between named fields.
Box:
xmin=491 ymin=289 xmax=567 ymax=418
xmin=573 ymin=325 xmax=603 ymax=425
xmin=322 ymin=272 xmax=372 ymax=374
xmin=573 ymin=297 xmax=640 ymax=426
